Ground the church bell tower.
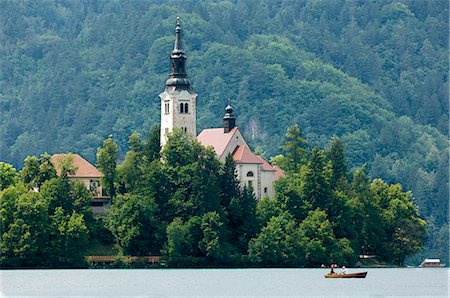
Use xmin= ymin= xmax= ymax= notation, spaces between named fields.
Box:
xmin=160 ymin=18 xmax=197 ymax=147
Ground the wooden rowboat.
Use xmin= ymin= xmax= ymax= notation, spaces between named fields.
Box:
xmin=324 ymin=272 xmax=368 ymax=278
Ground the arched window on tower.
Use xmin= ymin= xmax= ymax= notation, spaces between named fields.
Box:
xmin=184 ymin=103 xmax=189 ymax=113
xmin=246 ymin=171 xmax=254 ymax=177
xmin=180 ymin=103 xmax=184 ymax=113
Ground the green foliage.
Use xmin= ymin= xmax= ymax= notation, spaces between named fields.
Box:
xmin=255 ymin=196 xmax=282 ymax=228
xmin=49 ymin=207 xmax=89 ymax=267
xmin=279 ymin=124 xmax=308 ymax=172
xmin=19 ymin=156 xmax=40 ymax=187
xmin=302 ymin=148 xmax=333 ymax=211
xmin=199 ymin=212 xmax=225 ymax=259
xmin=0 ymin=173 xmax=91 ymax=267
xmin=105 ymin=193 xmax=159 ymax=255
xmin=166 ymin=217 xmax=190 ymax=258
xmin=143 ymin=125 xmax=161 ymax=162
xmin=371 ymin=179 xmax=427 ymax=265
xmin=96 ymin=137 xmax=118 ymax=197
xmin=0 ymin=162 xmax=18 ymax=190
xmin=227 ymin=185 xmax=258 ymax=253
xmin=248 ymin=212 xmax=306 ymax=266
xmin=326 ymin=136 xmax=348 ymax=188
xmin=0 ymin=188 xmax=49 ymax=267
xmin=161 ymin=129 xmax=222 ymax=220
xmin=17 ymin=154 xmax=57 ymax=189
xmin=57 ymin=154 xmax=78 ymax=179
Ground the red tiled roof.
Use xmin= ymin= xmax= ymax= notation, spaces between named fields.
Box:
xmin=232 ymin=145 xmax=263 ymax=164
xmin=50 ymin=154 xmax=103 ymax=178
xmin=273 ymin=165 xmax=286 ymax=180
xmin=196 ymin=127 xmax=238 ymax=157
xmin=257 ymin=156 xmax=276 ymax=172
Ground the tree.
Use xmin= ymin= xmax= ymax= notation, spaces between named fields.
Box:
xmin=299 ymin=208 xmax=340 ymax=266
xmin=19 ymin=156 xmax=40 ymax=187
xmin=97 ymin=137 xmax=118 ymax=198
xmin=371 ymin=179 xmax=427 ymax=265
xmin=48 ymin=207 xmax=89 ymax=267
xmin=143 ymin=125 xmax=161 ymax=162
xmin=248 ymin=212 xmax=306 ymax=266
xmin=57 ymin=153 xmax=78 ymax=179
xmin=275 ymin=175 xmax=311 ymax=222
xmin=219 ymin=153 xmax=241 ymax=209
xmin=0 ymin=162 xmax=18 ymax=191
xmin=280 ymin=124 xmax=308 ymax=173
xmin=162 ymin=129 xmax=222 ymax=220
xmin=165 ymin=217 xmax=190 ymax=258
xmin=0 ymin=189 xmax=49 ymax=267
xmin=199 ymin=211 xmax=225 ymax=260
xmin=302 ymin=148 xmax=333 ymax=211
xmin=326 ymin=136 xmax=348 ymax=188
xmin=117 ymin=132 xmax=146 ymax=193
xmin=37 ymin=153 xmax=57 ymax=187
xmin=227 ymin=184 xmax=258 ymax=253
xmin=255 ymin=196 xmax=282 ymax=228
xmin=349 ymin=166 xmax=384 ymax=255
xmin=106 ymin=193 xmax=159 ymax=255
xmin=39 ymin=174 xmax=91 ymax=219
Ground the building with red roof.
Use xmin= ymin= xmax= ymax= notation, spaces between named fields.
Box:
xmin=196 ymin=103 xmax=282 ymax=199
xmin=50 ymin=153 xmax=110 ymax=213
xmin=160 ymin=19 xmax=284 ymax=199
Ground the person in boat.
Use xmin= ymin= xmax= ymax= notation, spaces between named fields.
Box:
xmin=330 ymin=264 xmax=335 ymax=274
xmin=341 ymin=266 xmax=349 ymax=275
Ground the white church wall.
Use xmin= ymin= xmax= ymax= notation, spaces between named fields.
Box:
xmin=237 ymin=163 xmax=261 ymax=199
xmin=160 ymin=90 xmax=197 ymax=146
xmin=260 ymin=170 xmax=275 ymax=200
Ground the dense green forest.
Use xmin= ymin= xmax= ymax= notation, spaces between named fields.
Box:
xmin=1 ymin=127 xmax=427 ymax=268
xmin=0 ymin=0 xmax=448 ymax=263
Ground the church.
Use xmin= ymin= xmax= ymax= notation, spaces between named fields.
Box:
xmin=159 ymin=19 xmax=284 ymax=200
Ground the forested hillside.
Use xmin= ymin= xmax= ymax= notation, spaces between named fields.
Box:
xmin=0 ymin=0 xmax=448 ymax=262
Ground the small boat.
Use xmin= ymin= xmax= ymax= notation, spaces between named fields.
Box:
xmin=419 ymin=259 xmax=446 ymax=268
xmin=324 ymin=272 xmax=368 ymax=278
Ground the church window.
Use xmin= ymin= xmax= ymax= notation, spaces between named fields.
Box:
xmin=248 ymin=180 xmax=253 ymax=188
xmin=264 ymin=187 xmax=268 ymax=193
xmin=165 ymin=128 xmax=169 ymax=135
xmin=184 ymin=103 xmax=189 ymax=113
xmin=184 ymin=127 xmax=187 ymax=133
xmin=165 ymin=103 xmax=170 ymax=114
xmin=246 ymin=171 xmax=254 ymax=177
xmin=180 ymin=103 xmax=184 ymax=113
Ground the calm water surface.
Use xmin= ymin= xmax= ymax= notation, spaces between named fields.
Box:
xmin=1 ymin=268 xmax=448 ymax=297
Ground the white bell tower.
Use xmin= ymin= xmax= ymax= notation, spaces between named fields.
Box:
xmin=160 ymin=18 xmax=197 ymax=147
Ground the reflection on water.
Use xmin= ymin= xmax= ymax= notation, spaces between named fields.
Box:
xmin=1 ymin=268 xmax=448 ymax=297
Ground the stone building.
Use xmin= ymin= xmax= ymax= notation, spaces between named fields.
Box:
xmin=159 ymin=19 xmax=284 ymax=199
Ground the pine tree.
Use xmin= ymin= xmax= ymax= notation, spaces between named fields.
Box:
xmin=280 ymin=124 xmax=308 ymax=173
xmin=326 ymin=136 xmax=348 ymax=188
xmin=302 ymin=148 xmax=333 ymax=211
xmin=219 ymin=153 xmax=241 ymax=209
xmin=143 ymin=125 xmax=161 ymax=162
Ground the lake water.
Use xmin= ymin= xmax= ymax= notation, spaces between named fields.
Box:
xmin=1 ymin=268 xmax=448 ymax=297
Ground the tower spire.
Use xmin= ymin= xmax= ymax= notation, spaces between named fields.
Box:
xmin=173 ymin=17 xmax=182 ymax=54
xmin=166 ymin=17 xmax=191 ymax=91
xmin=223 ymin=98 xmax=236 ymax=133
